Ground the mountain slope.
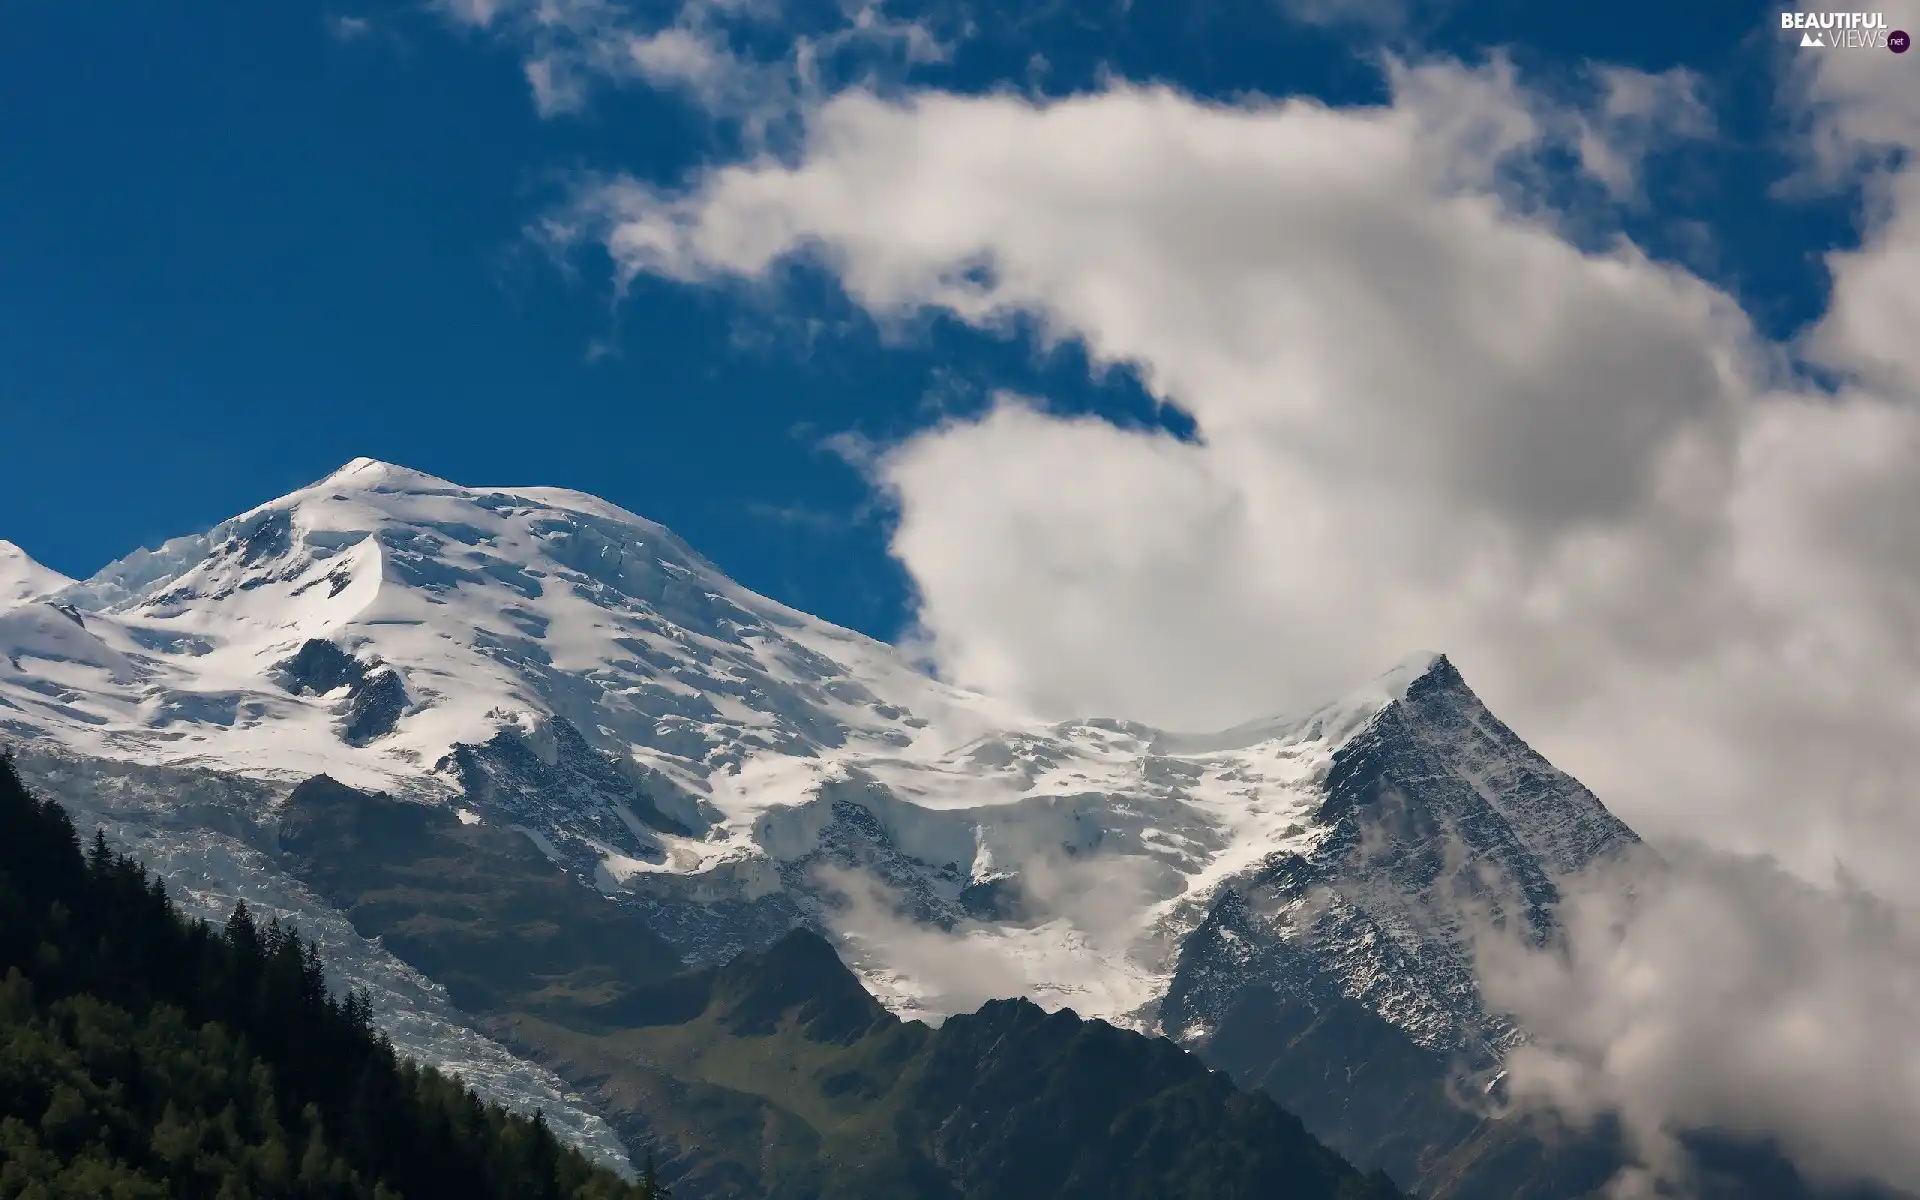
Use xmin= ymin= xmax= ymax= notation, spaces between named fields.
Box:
xmin=4 ymin=740 xmax=644 ymax=1174
xmin=0 ymin=540 xmax=72 ymax=607
xmin=1158 ymin=656 xmax=1640 ymax=1190
xmin=274 ymin=772 xmax=1401 ymax=1199
xmin=504 ymin=928 xmax=1404 ymax=1200
xmin=229 ymin=762 xmax=1903 ymax=1200
xmin=0 ymin=754 xmax=653 ymax=1200
xmin=5 ymin=754 xmax=1399 ymax=1200
xmin=275 ymin=772 xmax=688 ymax=1017
xmin=276 ymin=773 xmax=1377 ymax=1197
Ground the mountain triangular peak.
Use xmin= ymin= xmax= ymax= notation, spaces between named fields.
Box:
xmin=1149 ymin=650 xmax=1449 ymax=757
xmin=1324 ymin=650 xmax=1636 ymax=875
xmin=1149 ymin=654 xmax=1640 ymax=1187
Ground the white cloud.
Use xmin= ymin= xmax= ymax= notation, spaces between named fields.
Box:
xmin=1575 ymin=66 xmax=1715 ymax=202
xmin=440 ymin=0 xmax=949 ymax=122
xmin=440 ymin=0 xmax=505 ymax=28
xmin=327 ymin=14 xmax=374 ymax=42
xmin=1773 ymin=5 xmax=1920 ymax=396
xmin=815 ymin=863 xmax=1032 ymax=1017
xmin=1276 ymin=0 xmax=1417 ymax=33
xmin=472 ymin=0 xmax=761 ymax=118
xmin=1479 ymin=846 xmax=1920 ymax=1195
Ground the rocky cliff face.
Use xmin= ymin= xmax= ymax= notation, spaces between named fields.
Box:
xmin=1157 ymin=656 xmax=1638 ymax=1189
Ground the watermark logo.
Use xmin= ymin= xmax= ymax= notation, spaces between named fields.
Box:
xmin=1782 ymin=10 xmax=1901 ymax=48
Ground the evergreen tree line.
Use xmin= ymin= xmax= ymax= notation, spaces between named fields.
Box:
xmin=0 ymin=754 xmax=670 ymax=1200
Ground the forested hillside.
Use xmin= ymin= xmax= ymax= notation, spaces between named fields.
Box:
xmin=0 ymin=753 xmax=662 ymax=1200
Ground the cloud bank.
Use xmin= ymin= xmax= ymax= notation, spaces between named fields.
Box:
xmin=1480 ymin=846 xmax=1920 ymax=1196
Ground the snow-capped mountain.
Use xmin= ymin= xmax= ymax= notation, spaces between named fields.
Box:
xmin=0 ymin=458 xmax=1639 ymax=1183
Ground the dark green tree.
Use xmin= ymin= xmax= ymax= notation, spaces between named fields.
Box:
xmin=639 ymin=1153 xmax=671 ymax=1199
xmin=0 ymin=752 xmax=660 ymax=1200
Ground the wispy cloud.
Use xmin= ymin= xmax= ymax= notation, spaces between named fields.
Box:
xmin=1278 ymin=0 xmax=1420 ymax=34
xmin=1574 ymin=65 xmax=1716 ymax=203
xmin=813 ymin=863 xmax=1028 ymax=1020
xmin=327 ymin=13 xmax=375 ymax=42
xmin=741 ymin=500 xmax=854 ymax=535
xmin=437 ymin=0 xmax=952 ymax=127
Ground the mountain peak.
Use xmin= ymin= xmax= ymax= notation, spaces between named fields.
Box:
xmin=712 ymin=927 xmax=893 ymax=1044
xmin=313 ymin=457 xmax=457 ymax=492
xmin=0 ymin=540 xmax=75 ymax=607
xmin=1320 ymin=645 xmax=1637 ymax=881
xmin=1149 ymin=651 xmax=1457 ymax=758
xmin=1326 ymin=650 xmax=1459 ymax=725
xmin=1377 ymin=650 xmax=1450 ymax=695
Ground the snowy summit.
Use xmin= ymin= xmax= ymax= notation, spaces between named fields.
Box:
xmin=0 ymin=539 xmax=74 ymax=607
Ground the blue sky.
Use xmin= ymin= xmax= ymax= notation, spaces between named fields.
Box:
xmin=0 ymin=0 xmax=1882 ymax=641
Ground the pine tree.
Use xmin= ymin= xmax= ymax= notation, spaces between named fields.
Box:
xmin=640 ymin=1152 xmax=671 ymax=1199
xmin=226 ymin=899 xmax=258 ymax=952
xmin=0 ymin=755 xmax=664 ymax=1200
